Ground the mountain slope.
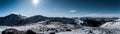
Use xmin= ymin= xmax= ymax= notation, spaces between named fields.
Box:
xmin=0 ymin=14 xmax=119 ymax=27
xmin=0 ymin=14 xmax=26 ymax=26
xmin=0 ymin=14 xmax=120 ymax=34
xmin=101 ymin=19 xmax=120 ymax=29
xmin=78 ymin=17 xmax=118 ymax=27
xmin=16 ymin=15 xmax=48 ymax=25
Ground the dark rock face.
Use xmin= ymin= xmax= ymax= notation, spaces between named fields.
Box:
xmin=2 ymin=28 xmax=25 ymax=34
xmin=26 ymin=30 xmax=36 ymax=34
xmin=66 ymin=29 xmax=72 ymax=31
xmin=49 ymin=32 xmax=55 ymax=34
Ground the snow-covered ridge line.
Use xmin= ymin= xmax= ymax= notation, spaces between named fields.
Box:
xmin=101 ymin=19 xmax=120 ymax=29
xmin=0 ymin=14 xmax=119 ymax=27
xmin=0 ymin=14 xmax=120 ymax=34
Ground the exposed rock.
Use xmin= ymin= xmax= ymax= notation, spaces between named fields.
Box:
xmin=49 ymin=32 xmax=55 ymax=34
xmin=66 ymin=29 xmax=72 ymax=31
xmin=2 ymin=28 xmax=24 ymax=34
xmin=26 ymin=30 xmax=36 ymax=34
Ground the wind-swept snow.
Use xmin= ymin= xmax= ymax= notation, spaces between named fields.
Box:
xmin=57 ymin=27 xmax=120 ymax=34
xmin=46 ymin=24 xmax=60 ymax=28
xmin=1 ymin=22 xmax=120 ymax=34
xmin=101 ymin=19 xmax=120 ymax=29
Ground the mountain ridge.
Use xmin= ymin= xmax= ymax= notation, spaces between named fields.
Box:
xmin=0 ymin=14 xmax=119 ymax=27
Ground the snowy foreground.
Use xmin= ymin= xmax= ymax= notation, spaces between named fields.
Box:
xmin=1 ymin=26 xmax=120 ymax=34
xmin=1 ymin=21 xmax=120 ymax=34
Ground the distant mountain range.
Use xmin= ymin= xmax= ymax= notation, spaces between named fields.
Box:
xmin=0 ymin=14 xmax=119 ymax=27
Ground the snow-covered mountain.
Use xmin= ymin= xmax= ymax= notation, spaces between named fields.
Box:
xmin=101 ymin=19 xmax=120 ymax=29
xmin=0 ymin=14 xmax=118 ymax=27
xmin=0 ymin=14 xmax=120 ymax=34
xmin=0 ymin=14 xmax=26 ymax=26
xmin=77 ymin=17 xmax=118 ymax=27
xmin=16 ymin=15 xmax=48 ymax=25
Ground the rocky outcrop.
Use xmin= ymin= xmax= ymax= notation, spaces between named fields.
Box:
xmin=2 ymin=28 xmax=37 ymax=34
xmin=26 ymin=30 xmax=36 ymax=34
xmin=2 ymin=28 xmax=25 ymax=34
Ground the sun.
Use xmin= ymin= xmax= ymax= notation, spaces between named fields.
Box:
xmin=33 ymin=0 xmax=39 ymax=7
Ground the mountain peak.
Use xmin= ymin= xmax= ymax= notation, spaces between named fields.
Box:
xmin=9 ymin=13 xmax=17 ymax=15
xmin=0 ymin=14 xmax=26 ymax=26
xmin=7 ymin=14 xmax=20 ymax=17
xmin=4 ymin=14 xmax=26 ymax=19
xmin=3 ymin=14 xmax=17 ymax=18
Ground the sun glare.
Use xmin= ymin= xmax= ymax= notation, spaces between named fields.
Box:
xmin=33 ymin=0 xmax=39 ymax=7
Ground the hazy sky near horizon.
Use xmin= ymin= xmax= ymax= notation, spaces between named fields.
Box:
xmin=0 ymin=0 xmax=120 ymax=17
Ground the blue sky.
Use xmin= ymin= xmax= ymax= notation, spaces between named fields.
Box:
xmin=0 ymin=0 xmax=120 ymax=17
